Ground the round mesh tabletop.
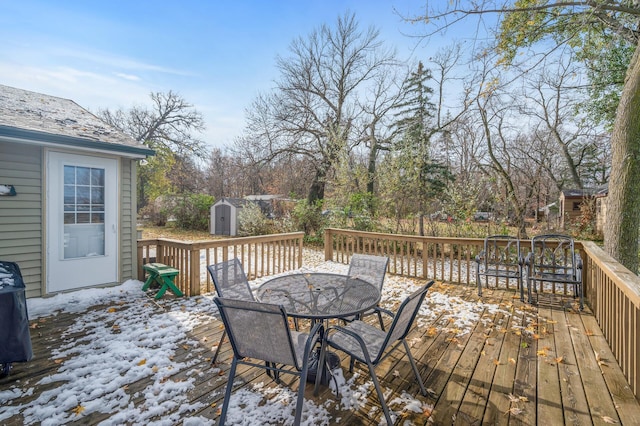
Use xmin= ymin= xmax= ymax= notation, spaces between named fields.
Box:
xmin=256 ymin=273 xmax=381 ymax=320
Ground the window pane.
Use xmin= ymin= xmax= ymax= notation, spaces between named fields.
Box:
xmin=91 ymin=213 xmax=104 ymax=223
xmin=91 ymin=168 xmax=104 ymax=186
xmin=76 ymin=167 xmax=90 ymax=185
xmin=64 ymin=185 xmax=75 ymax=204
xmin=64 ymin=213 xmax=75 ymax=224
xmin=92 ymin=187 xmax=104 ymax=204
xmin=64 ymin=166 xmax=75 ymax=184
xmin=77 ymin=187 xmax=90 ymax=204
xmin=77 ymin=213 xmax=90 ymax=224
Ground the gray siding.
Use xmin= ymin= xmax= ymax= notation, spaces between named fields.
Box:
xmin=0 ymin=142 xmax=43 ymax=298
xmin=120 ymin=158 xmax=138 ymax=281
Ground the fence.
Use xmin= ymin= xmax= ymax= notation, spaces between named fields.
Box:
xmin=137 ymin=232 xmax=304 ymax=296
xmin=324 ymin=228 xmax=640 ymax=398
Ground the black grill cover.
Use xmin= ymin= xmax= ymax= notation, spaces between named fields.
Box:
xmin=0 ymin=261 xmax=33 ymax=364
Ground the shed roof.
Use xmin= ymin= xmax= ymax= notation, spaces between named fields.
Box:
xmin=0 ymin=84 xmax=154 ymax=158
xmin=217 ymin=197 xmax=252 ymax=208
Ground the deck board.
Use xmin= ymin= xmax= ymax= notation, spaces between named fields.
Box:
xmin=2 ymin=285 xmax=640 ymax=425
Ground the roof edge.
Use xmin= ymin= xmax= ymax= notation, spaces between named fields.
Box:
xmin=0 ymin=125 xmax=155 ymax=157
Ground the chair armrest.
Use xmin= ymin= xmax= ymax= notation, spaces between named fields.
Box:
xmin=372 ymin=305 xmax=395 ymax=319
xmin=305 ymin=321 xmax=324 ymax=354
xmin=326 ymin=324 xmax=373 ymax=361
xmin=474 ymin=250 xmax=486 ymax=264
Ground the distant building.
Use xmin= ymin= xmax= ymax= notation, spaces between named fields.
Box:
xmin=210 ymin=197 xmax=251 ymax=236
xmin=559 ymin=187 xmax=608 ymax=232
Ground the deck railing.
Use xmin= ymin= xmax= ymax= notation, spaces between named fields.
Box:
xmin=137 ymin=232 xmax=304 ymax=296
xmin=324 ymin=228 xmax=640 ymax=398
xmin=581 ymin=241 xmax=640 ymax=397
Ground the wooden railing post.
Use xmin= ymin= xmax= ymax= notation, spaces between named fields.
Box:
xmin=189 ymin=247 xmax=200 ymax=296
xmin=324 ymin=228 xmax=333 ymax=261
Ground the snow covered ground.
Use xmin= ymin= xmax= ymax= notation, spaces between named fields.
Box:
xmin=0 ymin=249 xmax=532 ymax=425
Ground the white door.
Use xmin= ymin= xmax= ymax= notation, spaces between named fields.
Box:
xmin=47 ymin=152 xmax=118 ymax=293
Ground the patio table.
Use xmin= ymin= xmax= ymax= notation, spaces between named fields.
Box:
xmin=256 ymin=272 xmax=381 ymax=321
xmin=256 ymin=272 xmax=381 ymax=384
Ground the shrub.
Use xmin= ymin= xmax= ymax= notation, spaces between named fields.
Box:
xmin=173 ymin=193 xmax=214 ymax=231
xmin=238 ymin=202 xmax=274 ymax=236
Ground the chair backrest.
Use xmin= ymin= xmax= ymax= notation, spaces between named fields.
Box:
xmin=214 ymin=297 xmax=300 ymax=368
xmin=529 ymin=234 xmax=578 ymax=275
xmin=207 ymin=258 xmax=255 ymax=301
xmin=376 ymin=280 xmax=435 ymax=362
xmin=347 ymin=254 xmax=390 ymax=291
xmin=482 ymin=235 xmax=521 ymax=267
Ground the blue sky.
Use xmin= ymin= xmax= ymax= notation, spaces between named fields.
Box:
xmin=0 ymin=1 xmax=457 ymax=149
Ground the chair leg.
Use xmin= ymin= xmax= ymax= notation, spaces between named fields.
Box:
xmin=363 ymin=359 xmax=393 ymax=425
xmin=212 ymin=330 xmax=226 ymax=365
xmin=218 ymin=358 xmax=238 ymax=426
xmin=295 ymin=364 xmax=309 ymax=425
xmin=377 ymin=310 xmax=385 ymax=331
xmin=403 ymin=340 xmax=426 ymax=396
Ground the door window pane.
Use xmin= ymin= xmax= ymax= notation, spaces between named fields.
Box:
xmin=63 ymin=165 xmax=106 ymax=259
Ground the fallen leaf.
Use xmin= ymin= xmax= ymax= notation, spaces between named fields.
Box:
xmin=507 ymin=394 xmax=520 ymax=403
xmin=507 ymin=407 xmax=524 ymax=415
xmin=555 ymin=356 xmax=564 ymax=364
xmin=393 ymin=370 xmax=400 ymax=377
xmin=493 ymin=359 xmax=501 ymax=366
xmin=108 ymin=307 xmax=117 ymax=313
xmin=71 ymin=405 xmax=85 ymax=416
xmin=422 ymin=404 xmax=433 ymax=417
xmin=602 ymin=415 xmax=618 ymax=424
xmin=508 ymin=357 xmax=516 ymax=364
xmin=138 ymin=359 xmax=146 ymax=366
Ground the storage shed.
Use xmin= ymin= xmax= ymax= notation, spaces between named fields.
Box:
xmin=210 ymin=197 xmax=251 ymax=236
xmin=0 ymin=84 xmax=154 ymax=298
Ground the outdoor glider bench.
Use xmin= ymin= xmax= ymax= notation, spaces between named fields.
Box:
xmin=142 ymin=263 xmax=183 ymax=299
xmin=475 ymin=235 xmax=524 ymax=301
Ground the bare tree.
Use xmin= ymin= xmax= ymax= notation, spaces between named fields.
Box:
xmin=236 ymin=12 xmax=397 ymax=205
xmin=408 ymin=0 xmax=640 ymax=274
xmin=98 ymin=91 xmax=206 ymax=208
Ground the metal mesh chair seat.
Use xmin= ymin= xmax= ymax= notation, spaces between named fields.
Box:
xmin=214 ymin=297 xmax=323 ymax=425
xmin=318 ymin=280 xmax=435 ymax=425
xmin=343 ymin=254 xmax=390 ymax=329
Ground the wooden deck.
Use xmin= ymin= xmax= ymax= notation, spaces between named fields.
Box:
xmin=2 ymin=283 xmax=640 ymax=425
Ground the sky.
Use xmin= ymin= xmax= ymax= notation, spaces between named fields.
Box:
xmin=0 ymin=0 xmax=454 ymax=150
xmin=0 ymin=249 xmax=521 ymax=424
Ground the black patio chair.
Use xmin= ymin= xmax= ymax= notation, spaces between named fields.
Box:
xmin=207 ymin=258 xmax=254 ymax=364
xmin=214 ymin=297 xmax=323 ymax=426
xmin=344 ymin=253 xmax=390 ymax=329
xmin=525 ymin=234 xmax=583 ymax=310
xmin=475 ymin=235 xmax=524 ymax=301
xmin=317 ymin=280 xmax=435 ymax=425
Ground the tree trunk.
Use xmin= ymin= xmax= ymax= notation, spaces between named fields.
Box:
xmin=307 ymin=169 xmax=326 ymax=205
xmin=604 ymin=43 xmax=640 ymax=273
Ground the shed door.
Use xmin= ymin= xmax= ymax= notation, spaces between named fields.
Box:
xmin=46 ymin=152 xmax=118 ymax=293
xmin=216 ymin=204 xmax=231 ymax=235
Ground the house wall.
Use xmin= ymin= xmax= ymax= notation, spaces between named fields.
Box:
xmin=0 ymin=141 xmax=141 ymax=298
xmin=0 ymin=141 xmax=43 ymax=298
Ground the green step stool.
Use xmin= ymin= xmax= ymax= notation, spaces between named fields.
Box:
xmin=142 ymin=263 xmax=183 ymax=299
